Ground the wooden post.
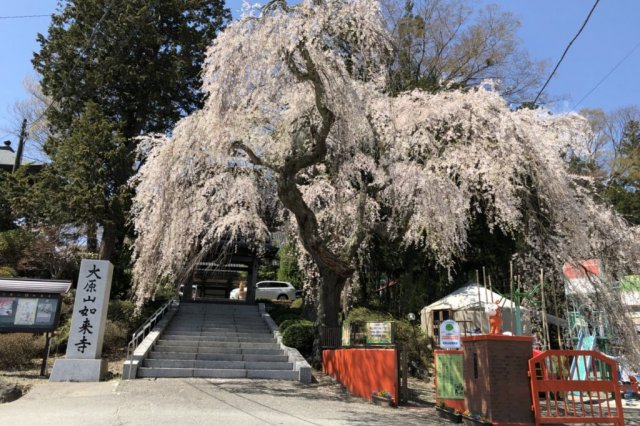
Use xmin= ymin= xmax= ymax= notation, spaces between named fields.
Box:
xmin=40 ymin=332 xmax=52 ymax=376
xmin=540 ymin=269 xmax=550 ymax=350
xmin=552 ymin=285 xmax=563 ymax=349
xmin=509 ymin=262 xmax=514 ymax=305
xmin=482 ymin=267 xmax=487 ymax=303
xmin=488 ymin=275 xmax=493 ymax=301
xmin=476 ymin=269 xmax=481 ymax=305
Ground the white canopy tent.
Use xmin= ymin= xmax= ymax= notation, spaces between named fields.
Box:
xmin=421 ymin=285 xmax=519 ymax=338
xmin=420 ymin=284 xmax=564 ymax=342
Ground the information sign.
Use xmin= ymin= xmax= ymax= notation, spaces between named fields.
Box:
xmin=0 ymin=292 xmax=62 ymax=333
xmin=435 ymin=351 xmax=464 ymax=399
xmin=439 ymin=319 xmax=461 ymax=349
xmin=366 ymin=321 xmax=394 ymax=345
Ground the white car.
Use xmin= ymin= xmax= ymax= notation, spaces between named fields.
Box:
xmin=255 ymin=281 xmax=296 ymax=301
xmin=229 ymin=288 xmax=240 ymax=300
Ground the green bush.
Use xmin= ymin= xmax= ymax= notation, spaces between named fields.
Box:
xmin=346 ymin=307 xmax=392 ymax=323
xmin=290 ymin=298 xmax=303 ymax=309
xmin=108 ymin=299 xmax=137 ymax=324
xmin=0 ymin=266 xmax=17 ymax=277
xmin=346 ymin=307 xmax=430 ymax=377
xmin=282 ymin=321 xmax=313 ymax=356
xmin=102 ymin=320 xmax=129 ymax=354
xmin=279 ymin=318 xmax=310 ymax=333
xmin=394 ymin=319 xmax=431 ymax=378
xmin=273 ymin=313 xmax=303 ymax=326
xmin=0 ymin=333 xmax=45 ymax=369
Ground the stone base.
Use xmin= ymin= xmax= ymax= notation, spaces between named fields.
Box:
xmin=49 ymin=358 xmax=107 ymax=382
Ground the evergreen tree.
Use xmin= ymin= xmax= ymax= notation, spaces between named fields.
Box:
xmin=26 ymin=0 xmax=230 ymax=260
xmin=606 ymin=119 xmax=640 ymax=224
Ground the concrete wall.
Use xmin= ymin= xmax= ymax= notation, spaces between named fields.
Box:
xmin=322 ymin=348 xmax=398 ymax=405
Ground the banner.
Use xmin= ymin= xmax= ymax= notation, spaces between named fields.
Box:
xmin=436 ymin=351 xmax=464 ymax=399
xmin=563 ymin=259 xmax=603 ymax=295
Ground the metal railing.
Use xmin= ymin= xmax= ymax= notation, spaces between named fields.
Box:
xmin=125 ymin=296 xmax=178 ymax=379
xmin=320 ymin=327 xmax=342 ymax=348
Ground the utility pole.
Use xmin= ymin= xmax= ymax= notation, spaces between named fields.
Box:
xmin=12 ymin=119 xmax=27 ymax=173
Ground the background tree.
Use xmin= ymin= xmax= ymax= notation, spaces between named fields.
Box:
xmin=131 ymin=0 xmax=640 ymax=362
xmin=571 ymin=106 xmax=640 ymax=224
xmin=606 ymin=117 xmax=640 ymax=224
xmin=383 ymin=0 xmax=547 ymax=104
xmin=22 ymin=0 xmax=230 ymax=261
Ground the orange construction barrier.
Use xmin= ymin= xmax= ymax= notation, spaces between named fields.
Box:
xmin=529 ymin=350 xmax=624 ymax=425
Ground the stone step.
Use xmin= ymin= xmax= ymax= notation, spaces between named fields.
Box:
xmin=137 ymin=368 xmax=299 ymax=380
xmin=167 ymin=322 xmax=268 ymax=332
xmin=160 ymin=334 xmax=276 ymax=343
xmin=150 ymin=346 xmax=284 ymax=356
xmin=166 ymin=326 xmax=270 ymax=332
xmin=167 ymin=321 xmax=268 ymax=327
xmin=143 ymin=359 xmax=293 ymax=370
xmin=161 ymin=330 xmax=274 ymax=338
xmin=148 ymin=351 xmax=289 ymax=363
xmin=155 ymin=340 xmax=280 ymax=350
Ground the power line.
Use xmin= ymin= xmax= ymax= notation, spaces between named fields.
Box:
xmin=532 ymin=0 xmax=600 ymax=105
xmin=0 ymin=14 xmax=50 ymax=20
xmin=573 ymin=37 xmax=640 ymax=110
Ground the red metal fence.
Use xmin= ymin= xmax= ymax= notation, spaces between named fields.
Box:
xmin=529 ymin=350 xmax=624 ymax=425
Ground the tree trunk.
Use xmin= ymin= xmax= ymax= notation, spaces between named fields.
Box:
xmin=86 ymin=223 xmax=98 ymax=253
xmin=312 ymin=266 xmax=347 ymax=367
xmin=99 ymin=223 xmax=117 ymax=261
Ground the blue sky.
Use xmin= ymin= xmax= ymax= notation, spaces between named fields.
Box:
xmin=1 ymin=0 xmax=639 ymax=157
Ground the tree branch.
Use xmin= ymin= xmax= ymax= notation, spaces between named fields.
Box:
xmin=278 ymin=43 xmax=351 ymax=278
xmin=230 ymin=140 xmax=265 ymax=167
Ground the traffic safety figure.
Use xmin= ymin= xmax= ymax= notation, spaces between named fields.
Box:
xmin=485 ymin=301 xmax=502 ymax=334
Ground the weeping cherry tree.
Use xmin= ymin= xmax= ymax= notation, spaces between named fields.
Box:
xmin=131 ymin=0 xmax=640 ymax=361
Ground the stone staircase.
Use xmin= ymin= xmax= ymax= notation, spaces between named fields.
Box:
xmin=136 ymin=303 xmax=299 ymax=380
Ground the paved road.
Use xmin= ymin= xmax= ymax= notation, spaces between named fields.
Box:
xmin=4 ymin=377 xmax=640 ymax=425
xmin=0 ymin=378 xmax=440 ymax=425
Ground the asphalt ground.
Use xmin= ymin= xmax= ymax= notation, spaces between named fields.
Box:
xmin=0 ymin=378 xmax=442 ymax=426
xmin=2 ymin=375 xmax=640 ymax=425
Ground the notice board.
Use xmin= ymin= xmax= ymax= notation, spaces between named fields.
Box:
xmin=435 ymin=350 xmax=464 ymax=399
xmin=0 ymin=291 xmax=62 ymax=333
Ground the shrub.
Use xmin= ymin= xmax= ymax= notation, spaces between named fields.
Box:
xmin=0 ymin=266 xmax=17 ymax=277
xmin=102 ymin=320 xmax=129 ymax=354
xmin=282 ymin=321 xmax=313 ymax=356
xmin=108 ymin=299 xmax=137 ymax=324
xmin=394 ymin=319 xmax=431 ymax=378
xmin=290 ymin=298 xmax=303 ymax=309
xmin=346 ymin=307 xmax=430 ymax=377
xmin=273 ymin=313 xmax=303 ymax=326
xmin=279 ymin=318 xmax=310 ymax=333
xmin=346 ymin=307 xmax=392 ymax=323
xmin=0 ymin=334 xmax=45 ymax=369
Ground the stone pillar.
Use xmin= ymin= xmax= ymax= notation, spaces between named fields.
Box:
xmin=50 ymin=260 xmax=113 ymax=382
xmin=461 ymin=335 xmax=535 ymax=426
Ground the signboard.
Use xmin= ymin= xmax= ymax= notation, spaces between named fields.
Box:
xmin=341 ymin=321 xmax=351 ymax=347
xmin=563 ymin=259 xmax=603 ymax=295
xmin=0 ymin=292 xmax=62 ymax=333
xmin=439 ymin=319 xmax=461 ymax=349
xmin=435 ymin=351 xmax=464 ymax=399
xmin=65 ymin=260 xmax=113 ymax=359
xmin=366 ymin=321 xmax=394 ymax=345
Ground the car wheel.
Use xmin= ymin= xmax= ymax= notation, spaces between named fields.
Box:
xmin=277 ymin=294 xmax=288 ymax=301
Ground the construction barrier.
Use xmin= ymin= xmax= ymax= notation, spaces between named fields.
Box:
xmin=529 ymin=350 xmax=624 ymax=425
xmin=322 ymin=348 xmax=398 ymax=405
